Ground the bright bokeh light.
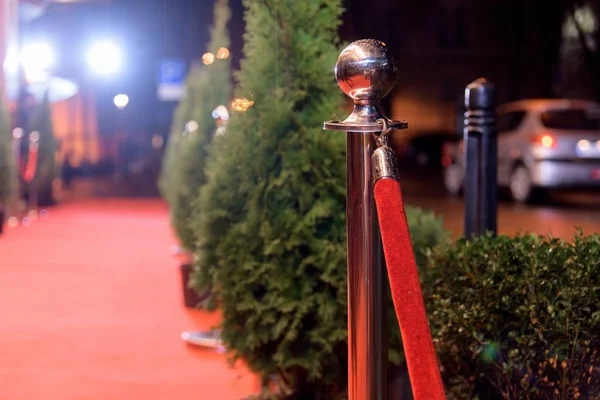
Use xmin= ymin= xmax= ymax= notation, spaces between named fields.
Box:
xmin=597 ymin=141 xmax=600 ymax=150
xmin=213 ymin=105 xmax=230 ymax=121
xmin=113 ymin=94 xmax=129 ymax=109
xmin=30 ymin=131 xmax=40 ymax=143
xmin=540 ymin=134 xmax=555 ymax=148
xmin=231 ymin=97 xmax=254 ymax=112
xmin=7 ymin=217 xmax=19 ymax=227
xmin=12 ymin=128 xmax=24 ymax=140
xmin=185 ymin=120 xmax=198 ymax=132
xmin=202 ymin=53 xmax=215 ymax=65
xmin=578 ymin=139 xmax=590 ymax=151
xmin=88 ymin=41 xmax=123 ymax=75
xmin=216 ymin=47 xmax=230 ymax=59
xmin=21 ymin=42 xmax=54 ymax=83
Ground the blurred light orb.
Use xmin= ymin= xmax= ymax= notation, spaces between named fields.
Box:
xmin=597 ymin=140 xmax=600 ymax=150
xmin=231 ymin=97 xmax=254 ymax=112
xmin=212 ymin=109 xmax=220 ymax=119
xmin=28 ymin=209 xmax=38 ymax=220
xmin=113 ymin=94 xmax=129 ymax=109
xmin=7 ymin=216 xmax=19 ymax=227
xmin=578 ymin=139 xmax=590 ymax=151
xmin=88 ymin=41 xmax=123 ymax=75
xmin=202 ymin=53 xmax=215 ymax=65
xmin=20 ymin=42 xmax=54 ymax=70
xmin=185 ymin=120 xmax=198 ymax=132
xmin=22 ymin=217 xmax=31 ymax=227
xmin=29 ymin=131 xmax=40 ymax=143
xmin=152 ymin=135 xmax=164 ymax=149
xmin=12 ymin=128 xmax=24 ymax=140
xmin=215 ymin=105 xmax=229 ymax=121
xmin=40 ymin=209 xmax=49 ymax=219
xmin=21 ymin=42 xmax=54 ymax=83
xmin=216 ymin=47 xmax=230 ymax=59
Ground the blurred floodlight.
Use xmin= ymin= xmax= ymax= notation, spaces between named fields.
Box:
xmin=21 ymin=42 xmax=54 ymax=83
xmin=185 ymin=120 xmax=198 ymax=132
xmin=216 ymin=47 xmax=230 ymax=59
xmin=88 ymin=41 xmax=123 ymax=75
xmin=202 ymin=53 xmax=215 ymax=65
xmin=113 ymin=94 xmax=129 ymax=109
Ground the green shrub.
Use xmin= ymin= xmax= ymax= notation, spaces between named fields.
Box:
xmin=0 ymin=95 xmax=13 ymax=204
xmin=424 ymin=231 xmax=600 ymax=399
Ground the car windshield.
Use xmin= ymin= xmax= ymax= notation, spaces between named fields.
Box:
xmin=540 ymin=108 xmax=600 ymax=130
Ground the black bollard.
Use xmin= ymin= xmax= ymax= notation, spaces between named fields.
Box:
xmin=464 ymin=78 xmax=497 ymax=237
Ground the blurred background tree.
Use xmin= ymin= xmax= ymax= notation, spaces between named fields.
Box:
xmin=0 ymin=93 xmax=13 ymax=232
xmin=159 ymin=0 xmax=232 ymax=252
xmin=27 ymin=94 xmax=57 ymax=207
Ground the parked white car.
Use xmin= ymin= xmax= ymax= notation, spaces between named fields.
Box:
xmin=442 ymin=99 xmax=600 ymax=202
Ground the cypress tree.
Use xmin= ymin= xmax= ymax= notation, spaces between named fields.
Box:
xmin=159 ymin=0 xmax=232 ymax=252
xmin=0 ymin=93 xmax=13 ymax=232
xmin=190 ymin=0 xmax=348 ymax=396
xmin=28 ymin=94 xmax=57 ymax=206
xmin=0 ymin=95 xmax=13 ymax=204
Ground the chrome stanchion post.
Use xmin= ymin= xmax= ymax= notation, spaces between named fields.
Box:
xmin=324 ymin=39 xmax=407 ymax=400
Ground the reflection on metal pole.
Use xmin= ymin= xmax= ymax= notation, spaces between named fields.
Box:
xmin=324 ymin=39 xmax=407 ymax=400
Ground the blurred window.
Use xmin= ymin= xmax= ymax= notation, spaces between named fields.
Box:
xmin=497 ymin=111 xmax=526 ymax=133
xmin=540 ymin=109 xmax=600 ymax=130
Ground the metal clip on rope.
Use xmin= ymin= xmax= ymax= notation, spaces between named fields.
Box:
xmin=372 ymin=118 xmax=399 ymax=184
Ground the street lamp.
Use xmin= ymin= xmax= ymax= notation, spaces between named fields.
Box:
xmin=87 ymin=41 xmax=123 ymax=76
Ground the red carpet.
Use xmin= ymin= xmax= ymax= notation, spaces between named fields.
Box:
xmin=0 ymin=199 xmax=258 ymax=400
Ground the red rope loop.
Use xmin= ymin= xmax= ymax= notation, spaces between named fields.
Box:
xmin=373 ymin=178 xmax=445 ymax=400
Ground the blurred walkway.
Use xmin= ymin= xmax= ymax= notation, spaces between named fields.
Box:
xmin=0 ymin=199 xmax=257 ymax=400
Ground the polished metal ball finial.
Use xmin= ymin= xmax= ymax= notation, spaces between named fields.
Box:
xmin=335 ymin=39 xmax=398 ymax=102
xmin=323 ymin=39 xmax=406 ymax=132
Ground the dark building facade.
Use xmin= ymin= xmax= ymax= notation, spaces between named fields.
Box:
xmin=342 ymin=0 xmax=573 ymax=140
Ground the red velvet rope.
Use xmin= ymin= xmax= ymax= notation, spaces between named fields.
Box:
xmin=373 ymin=178 xmax=445 ymax=400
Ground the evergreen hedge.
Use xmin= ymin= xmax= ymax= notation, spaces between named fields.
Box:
xmin=188 ymin=0 xmax=452 ymax=397
xmin=424 ymin=232 xmax=600 ymax=399
xmin=189 ymin=0 xmax=347 ymax=397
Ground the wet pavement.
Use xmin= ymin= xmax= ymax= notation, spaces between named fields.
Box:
xmin=400 ymin=168 xmax=600 ymax=240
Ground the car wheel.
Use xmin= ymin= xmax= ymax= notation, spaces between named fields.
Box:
xmin=443 ymin=164 xmax=463 ymax=195
xmin=510 ymin=165 xmax=533 ymax=203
